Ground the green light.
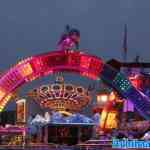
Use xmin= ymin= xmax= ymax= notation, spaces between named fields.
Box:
xmin=113 ymin=73 xmax=131 ymax=92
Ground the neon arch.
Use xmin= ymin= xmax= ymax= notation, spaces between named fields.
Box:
xmin=0 ymin=50 xmax=150 ymax=119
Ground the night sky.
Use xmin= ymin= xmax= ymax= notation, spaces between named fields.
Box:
xmin=0 ymin=0 xmax=150 ymax=111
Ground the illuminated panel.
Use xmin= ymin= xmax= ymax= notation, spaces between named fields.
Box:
xmin=113 ymin=73 xmax=131 ymax=93
xmin=80 ymin=55 xmax=91 ymax=69
xmin=16 ymin=99 xmax=26 ymax=123
xmin=29 ymin=57 xmax=52 ymax=80
xmin=80 ymin=55 xmax=104 ymax=79
xmin=80 ymin=71 xmax=97 ymax=80
xmin=0 ymin=87 xmax=6 ymax=100
xmin=0 ymin=68 xmax=24 ymax=91
xmin=19 ymin=63 xmax=33 ymax=78
xmin=105 ymin=111 xmax=117 ymax=129
xmin=31 ymin=51 xmax=104 ymax=80
xmin=68 ymin=51 xmax=81 ymax=67
xmin=100 ymin=109 xmax=118 ymax=130
xmin=29 ymin=57 xmax=43 ymax=72
xmin=89 ymin=57 xmax=103 ymax=73
xmin=43 ymin=53 xmax=68 ymax=68
xmin=100 ymin=110 xmax=108 ymax=129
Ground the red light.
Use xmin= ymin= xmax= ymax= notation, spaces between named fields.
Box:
xmin=80 ymin=56 xmax=91 ymax=69
xmin=129 ymin=75 xmax=141 ymax=89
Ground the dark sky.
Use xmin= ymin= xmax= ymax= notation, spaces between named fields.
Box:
xmin=0 ymin=0 xmax=150 ymax=70
xmin=0 ymin=0 xmax=150 ymax=111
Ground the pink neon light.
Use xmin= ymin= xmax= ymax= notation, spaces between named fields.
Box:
xmin=0 ymin=127 xmax=25 ymax=133
xmin=0 ymin=50 xmax=104 ymax=110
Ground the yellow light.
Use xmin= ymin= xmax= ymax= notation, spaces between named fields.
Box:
xmin=0 ymin=93 xmax=13 ymax=112
xmin=19 ymin=63 xmax=33 ymax=77
xmin=100 ymin=110 xmax=108 ymax=128
xmin=109 ymin=92 xmax=116 ymax=101
xmin=5 ymin=94 xmax=12 ymax=101
xmin=0 ymin=108 xmax=3 ymax=112
xmin=16 ymin=98 xmax=26 ymax=123
xmin=16 ymin=99 xmax=26 ymax=104
xmin=101 ymin=95 xmax=108 ymax=102
xmin=0 ymin=88 xmax=6 ymax=100
xmin=106 ymin=111 xmax=117 ymax=129
xmin=58 ymin=111 xmax=72 ymax=116
xmin=100 ymin=109 xmax=118 ymax=130
xmin=97 ymin=94 xmax=108 ymax=103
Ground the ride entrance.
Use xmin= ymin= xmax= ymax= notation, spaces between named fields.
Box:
xmin=0 ymin=51 xmax=150 ymax=119
xmin=0 ymin=26 xmax=150 ymax=146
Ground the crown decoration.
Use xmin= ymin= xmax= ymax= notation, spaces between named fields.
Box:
xmin=28 ymin=77 xmax=91 ymax=112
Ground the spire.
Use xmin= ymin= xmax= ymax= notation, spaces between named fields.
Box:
xmin=123 ymin=24 xmax=128 ymax=62
xmin=65 ymin=24 xmax=70 ymax=33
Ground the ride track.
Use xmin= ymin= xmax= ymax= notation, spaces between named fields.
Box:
xmin=0 ymin=50 xmax=150 ymax=119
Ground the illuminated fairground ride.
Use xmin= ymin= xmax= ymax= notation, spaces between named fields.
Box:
xmin=28 ymin=76 xmax=92 ymax=113
xmin=0 ymin=26 xmax=150 ymax=145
